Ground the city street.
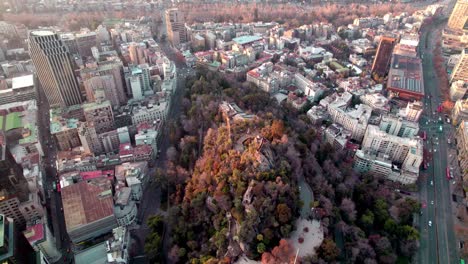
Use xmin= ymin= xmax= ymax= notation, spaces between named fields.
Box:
xmin=130 ymin=39 xmax=194 ymax=262
xmin=416 ymin=14 xmax=459 ymax=264
xmin=36 ymin=83 xmax=73 ymax=263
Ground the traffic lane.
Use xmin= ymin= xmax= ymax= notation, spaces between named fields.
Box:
xmin=439 ymin=139 xmax=459 ymax=262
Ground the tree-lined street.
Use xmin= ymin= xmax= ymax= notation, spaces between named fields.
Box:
xmin=417 ymin=11 xmax=459 ymax=264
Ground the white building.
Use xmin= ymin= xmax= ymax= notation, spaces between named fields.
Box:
xmin=131 ymin=99 xmax=169 ymax=126
xmin=379 ymin=115 xmax=419 ymax=138
xmin=450 ymin=80 xmax=468 ymax=101
xmin=127 ymin=64 xmax=152 ymax=101
xmin=294 ymin=73 xmax=325 ymax=101
xmin=328 ymin=101 xmax=372 ymax=142
xmin=402 ymin=101 xmax=423 ymax=122
xmin=362 ymin=125 xmax=422 ymax=165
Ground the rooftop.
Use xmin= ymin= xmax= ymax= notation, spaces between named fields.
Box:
xmin=31 ymin=30 xmax=55 ymax=36
xmin=62 ymin=181 xmax=114 ymax=232
xmin=11 ymin=75 xmax=34 ymax=89
xmin=387 ymin=54 xmax=424 ymax=95
xmin=232 ymin=35 xmax=262 ymax=45
xmin=23 ymin=223 xmax=45 ymax=245
xmin=5 ymin=112 xmax=22 ymax=131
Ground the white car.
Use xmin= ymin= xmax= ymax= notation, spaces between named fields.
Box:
xmin=428 ymin=221 xmax=432 ymax=227
xmin=430 ymin=181 xmax=433 ymax=186
xmin=431 ymin=200 xmax=434 ymax=205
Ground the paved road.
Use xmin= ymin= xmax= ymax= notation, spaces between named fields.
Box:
xmin=130 ymin=39 xmax=194 ymax=262
xmin=36 ymin=83 xmax=74 ymax=263
xmin=417 ymin=13 xmax=459 ymax=264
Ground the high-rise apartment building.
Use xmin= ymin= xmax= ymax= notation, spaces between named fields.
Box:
xmin=75 ymin=31 xmax=97 ymax=58
xmin=361 ymin=125 xmax=422 ymax=164
xmin=126 ymin=64 xmax=152 ymax=101
xmin=128 ymin=42 xmax=147 ymax=65
xmin=371 ymin=36 xmax=396 ymax=80
xmin=447 ymin=0 xmax=468 ymax=31
xmin=29 ymin=30 xmax=83 ymax=108
xmin=82 ymin=100 xmax=114 ymax=134
xmin=451 ymin=48 xmax=468 ymax=82
xmin=165 ymin=8 xmax=187 ymax=46
xmin=80 ymin=60 xmax=128 ymax=105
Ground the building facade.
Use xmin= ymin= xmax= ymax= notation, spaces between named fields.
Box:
xmin=165 ymin=8 xmax=187 ymax=46
xmin=451 ymin=48 xmax=468 ymax=83
xmin=29 ymin=30 xmax=83 ymax=108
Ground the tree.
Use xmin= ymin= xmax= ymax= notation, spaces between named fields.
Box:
xmin=340 ymin=198 xmax=357 ymax=222
xmin=257 ymin=242 xmax=266 ymax=254
xmin=318 ymin=238 xmax=340 ymax=262
xmin=276 ymin=203 xmax=292 ymax=223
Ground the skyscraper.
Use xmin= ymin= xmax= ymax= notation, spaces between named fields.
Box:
xmin=371 ymin=36 xmax=396 ymax=80
xmin=29 ymin=30 xmax=83 ymax=108
xmin=447 ymin=0 xmax=468 ymax=31
xmin=165 ymin=8 xmax=187 ymax=47
xmin=451 ymin=48 xmax=468 ymax=83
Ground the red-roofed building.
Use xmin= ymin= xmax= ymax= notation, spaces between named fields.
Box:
xmin=61 ymin=180 xmax=116 ymax=243
xmin=23 ymin=223 xmax=62 ymax=262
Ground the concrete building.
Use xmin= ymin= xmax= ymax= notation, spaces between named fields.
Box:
xmin=117 ymin=127 xmax=130 ymax=144
xmin=452 ymin=99 xmax=468 ymax=125
xmin=83 ymin=75 xmax=121 ymax=108
xmin=327 ymin=99 xmax=372 ymax=142
xmin=354 ymin=149 xmax=420 ymax=184
xmin=371 ymin=36 xmax=396 ymax=79
xmin=50 ymin=108 xmax=81 ymax=151
xmin=29 ymin=30 xmax=83 ymax=108
xmin=80 ymin=61 xmax=128 ymax=105
xmin=126 ymin=64 xmax=152 ymax=101
xmin=451 ymin=48 xmax=468 ymax=83
xmin=447 ymin=0 xmax=468 ymax=31
xmin=135 ymin=124 xmax=158 ymax=159
xmin=0 ymin=75 xmax=37 ymax=105
xmin=324 ymin=124 xmax=351 ymax=151
xmin=165 ymin=8 xmax=187 ymax=46
xmin=114 ymin=162 xmax=148 ymax=201
xmin=386 ymin=49 xmax=424 ymax=101
xmin=113 ymin=188 xmax=137 ymax=227
xmin=360 ymin=93 xmax=391 ymax=114
xmin=362 ymin=125 xmax=422 ymax=164
xmin=403 ymin=101 xmax=423 ymax=122
xmin=106 ymin=227 xmax=130 ymax=264
xmin=99 ymin=130 xmax=120 ymax=154
xmin=82 ymin=100 xmax=114 ymax=134
xmin=131 ymin=98 xmax=169 ymax=126
xmin=294 ymin=73 xmax=325 ymax=101
xmin=456 ymin=120 xmax=468 ymax=181
xmin=23 ymin=222 xmax=62 ymax=263
xmin=450 ymin=80 xmax=468 ymax=101
xmin=75 ymin=31 xmax=97 ymax=58
xmin=128 ymin=42 xmax=147 ymax=65
xmin=379 ymin=115 xmax=419 ymax=138
xmin=78 ymin=122 xmax=103 ymax=154
xmin=62 ymin=180 xmax=117 ymax=244
xmin=0 ymin=215 xmax=15 ymax=263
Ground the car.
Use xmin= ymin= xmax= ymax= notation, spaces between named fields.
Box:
xmin=60 ymin=207 xmax=63 ymax=211
xmin=430 ymin=181 xmax=433 ymax=186
xmin=431 ymin=200 xmax=434 ymax=205
xmin=428 ymin=221 xmax=432 ymax=227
